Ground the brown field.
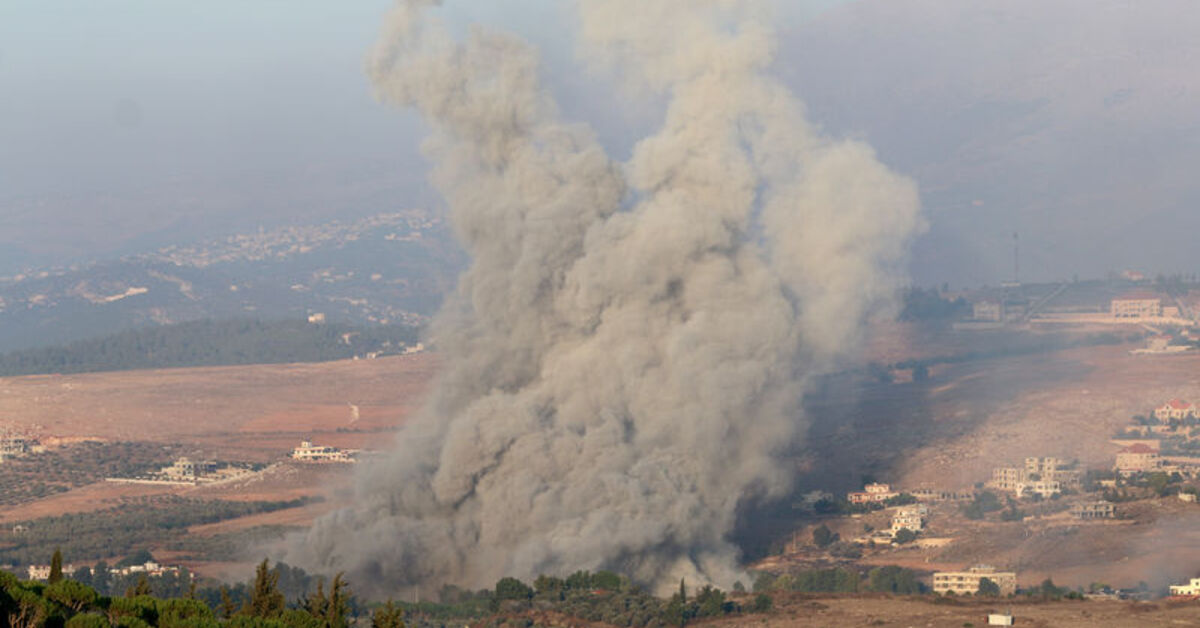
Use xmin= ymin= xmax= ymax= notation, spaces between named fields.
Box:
xmin=0 ymin=354 xmax=436 ymax=574
xmin=0 ymin=353 xmax=435 ymax=450
xmin=5 ymin=324 xmax=1200 ymax=599
xmin=708 ymin=594 xmax=1200 ymax=628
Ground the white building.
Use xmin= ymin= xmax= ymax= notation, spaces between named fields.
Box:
xmin=933 ymin=565 xmax=1017 ymax=596
xmin=291 ymin=440 xmax=354 ymax=463
xmin=1169 ymin=577 xmax=1200 ymax=596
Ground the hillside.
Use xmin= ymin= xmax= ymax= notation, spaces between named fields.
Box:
xmin=0 ymin=318 xmax=419 ymax=377
xmin=0 ymin=211 xmax=463 ymax=352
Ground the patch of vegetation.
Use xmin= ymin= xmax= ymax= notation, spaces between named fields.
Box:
xmin=0 ymin=496 xmax=319 ymax=565
xmin=165 ymin=526 xmax=304 ymax=562
xmin=0 ymin=442 xmax=183 ymax=507
xmin=0 ymin=318 xmax=420 ymax=377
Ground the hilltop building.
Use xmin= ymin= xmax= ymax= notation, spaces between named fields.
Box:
xmin=891 ymin=504 xmax=927 ymax=534
xmin=847 ymin=483 xmax=899 ymax=504
xmin=1155 ymin=400 xmax=1199 ymax=422
xmin=1114 ymin=444 xmax=1162 ymax=476
xmin=1111 ymin=292 xmax=1162 ymax=318
xmin=988 ymin=457 xmax=1076 ymax=497
xmin=932 ymin=565 xmax=1017 ymax=596
xmin=1169 ymin=578 xmax=1200 ymax=596
xmin=291 ymin=440 xmax=354 ymax=463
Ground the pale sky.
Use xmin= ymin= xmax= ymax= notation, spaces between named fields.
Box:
xmin=2 ymin=0 xmax=1197 ymax=286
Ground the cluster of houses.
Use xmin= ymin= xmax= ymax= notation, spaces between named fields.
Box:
xmin=24 ymin=560 xmax=187 ymax=582
xmin=987 ymin=457 xmax=1080 ymax=499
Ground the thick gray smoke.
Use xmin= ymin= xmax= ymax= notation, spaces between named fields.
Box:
xmin=285 ymin=0 xmax=923 ymax=594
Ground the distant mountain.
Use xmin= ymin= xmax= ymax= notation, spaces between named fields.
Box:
xmin=780 ymin=0 xmax=1200 ymax=286
xmin=0 ymin=211 xmax=464 ymax=352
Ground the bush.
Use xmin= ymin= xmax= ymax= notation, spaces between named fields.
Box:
xmin=494 ymin=577 xmax=533 ymax=600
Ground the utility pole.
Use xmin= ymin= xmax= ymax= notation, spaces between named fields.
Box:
xmin=1013 ymin=232 xmax=1020 ymax=285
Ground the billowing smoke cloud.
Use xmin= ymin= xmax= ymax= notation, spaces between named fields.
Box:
xmin=285 ymin=0 xmax=923 ymax=594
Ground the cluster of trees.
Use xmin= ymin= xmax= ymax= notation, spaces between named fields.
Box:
xmin=751 ymin=566 xmax=924 ymax=595
xmin=0 ymin=497 xmax=317 ymax=566
xmin=0 ymin=319 xmax=420 ymax=377
xmin=961 ymin=491 xmax=1004 ymax=520
xmin=0 ymin=558 xmax=394 ymax=628
xmin=472 ymin=571 xmax=763 ymax=624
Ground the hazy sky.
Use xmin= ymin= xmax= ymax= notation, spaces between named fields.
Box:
xmin=2 ymin=0 xmax=1197 ymax=286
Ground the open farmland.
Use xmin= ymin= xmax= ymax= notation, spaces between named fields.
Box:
xmin=0 ymin=353 xmax=435 ymax=573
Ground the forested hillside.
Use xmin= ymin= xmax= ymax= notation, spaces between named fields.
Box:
xmin=0 ymin=319 xmax=420 ymax=377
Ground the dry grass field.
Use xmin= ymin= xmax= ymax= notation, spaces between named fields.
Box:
xmin=0 ymin=353 xmax=436 ymax=574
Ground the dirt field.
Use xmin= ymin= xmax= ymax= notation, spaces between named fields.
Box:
xmin=0 ymin=353 xmax=435 ymax=451
xmin=710 ymin=594 xmax=1200 ymax=628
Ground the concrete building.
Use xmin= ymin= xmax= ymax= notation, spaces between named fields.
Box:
xmin=1071 ymin=501 xmax=1115 ymax=519
xmin=1115 ymin=444 xmax=1163 ymax=476
xmin=291 ymin=440 xmax=354 ymax=463
xmin=973 ymin=301 xmax=1003 ymax=322
xmin=847 ymin=483 xmax=899 ymax=504
xmin=891 ymin=504 xmax=927 ymax=534
xmin=1169 ymin=578 xmax=1200 ymax=596
xmin=160 ymin=457 xmax=217 ymax=480
xmin=1111 ymin=292 xmax=1162 ymax=318
xmin=1014 ymin=480 xmax=1061 ymax=499
xmin=989 ymin=457 xmax=1074 ymax=497
xmin=933 ymin=565 xmax=1017 ymax=596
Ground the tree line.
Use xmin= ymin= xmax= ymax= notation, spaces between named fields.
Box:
xmin=0 ymin=319 xmax=420 ymax=377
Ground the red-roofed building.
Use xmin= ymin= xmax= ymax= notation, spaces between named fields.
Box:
xmin=1111 ymin=292 xmax=1162 ymax=318
xmin=1115 ymin=444 xmax=1162 ymax=476
xmin=1155 ymin=399 xmax=1198 ymax=422
xmin=847 ymin=482 xmax=899 ymax=504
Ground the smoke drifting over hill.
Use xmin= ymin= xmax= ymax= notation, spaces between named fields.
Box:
xmin=286 ymin=0 xmax=923 ymax=593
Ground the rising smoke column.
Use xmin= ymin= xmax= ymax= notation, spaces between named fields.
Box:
xmin=286 ymin=0 xmax=923 ymax=594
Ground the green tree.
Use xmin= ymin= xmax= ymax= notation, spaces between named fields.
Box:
xmin=371 ymin=600 xmax=405 ymax=628
xmin=245 ymin=559 xmax=285 ymax=618
xmin=325 ymin=573 xmax=350 ymax=628
xmin=126 ymin=575 xmax=152 ymax=598
xmin=812 ymin=524 xmax=836 ymax=548
xmin=751 ymin=593 xmax=772 ymax=612
xmin=49 ymin=548 xmax=64 ymax=584
xmin=976 ymin=578 xmax=1001 ymax=597
xmin=892 ymin=528 xmax=917 ymax=544
xmin=219 ymin=586 xmax=237 ymax=620
xmin=46 ymin=579 xmax=98 ymax=613
xmin=494 ymin=577 xmax=533 ymax=600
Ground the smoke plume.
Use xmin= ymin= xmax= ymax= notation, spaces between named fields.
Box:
xmin=285 ymin=0 xmax=923 ymax=594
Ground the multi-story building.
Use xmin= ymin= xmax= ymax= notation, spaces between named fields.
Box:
xmin=1071 ymin=501 xmax=1115 ymax=520
xmin=1111 ymin=292 xmax=1162 ymax=318
xmin=973 ymin=301 xmax=1003 ymax=322
xmin=1155 ymin=400 xmax=1198 ymax=422
xmin=932 ymin=565 xmax=1017 ymax=596
xmin=291 ymin=440 xmax=354 ymax=463
xmin=1114 ymin=444 xmax=1162 ymax=476
xmin=847 ymin=483 xmax=899 ymax=504
xmin=891 ymin=504 xmax=927 ymax=533
xmin=989 ymin=457 xmax=1074 ymax=497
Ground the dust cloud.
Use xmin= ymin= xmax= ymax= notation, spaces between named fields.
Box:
xmin=285 ymin=0 xmax=923 ymax=595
